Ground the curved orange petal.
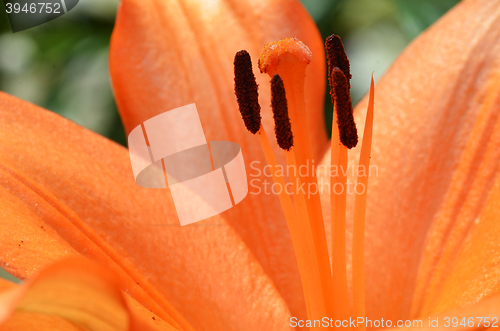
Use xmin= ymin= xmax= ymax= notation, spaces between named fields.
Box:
xmin=0 ymin=92 xmax=293 ymax=330
xmin=318 ymin=0 xmax=500 ymax=322
xmin=0 ymin=278 xmax=18 ymax=316
xmin=109 ymin=0 xmax=326 ymax=318
xmin=0 ymin=258 xmax=175 ymax=331
xmin=0 ymin=279 xmax=16 ymax=293
xmin=0 ymin=312 xmax=85 ymax=331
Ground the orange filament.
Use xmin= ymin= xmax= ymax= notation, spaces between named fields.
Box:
xmin=352 ymin=75 xmax=375 ymax=331
xmin=330 ymin=104 xmax=352 ymax=325
xmin=286 ymin=148 xmax=329 ymax=322
xmin=259 ymin=38 xmax=335 ymax=317
xmin=258 ymin=125 xmax=327 ymax=322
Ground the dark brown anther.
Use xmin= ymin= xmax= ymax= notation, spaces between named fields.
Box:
xmin=234 ymin=50 xmax=261 ymax=134
xmin=271 ymin=74 xmax=293 ymax=151
xmin=325 ymin=35 xmax=351 ymax=90
xmin=330 ymin=68 xmax=358 ymax=149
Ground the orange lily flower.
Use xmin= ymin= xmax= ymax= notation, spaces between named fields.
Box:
xmin=0 ymin=0 xmax=499 ymax=330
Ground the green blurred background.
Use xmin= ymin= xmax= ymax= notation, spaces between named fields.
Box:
xmin=0 ymin=0 xmax=460 ymax=282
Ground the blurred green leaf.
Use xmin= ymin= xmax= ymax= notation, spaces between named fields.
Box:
xmin=0 ymin=1 xmax=126 ymax=146
xmin=300 ymin=0 xmax=342 ymax=23
xmin=394 ymin=0 xmax=461 ymax=39
xmin=300 ymin=0 xmax=347 ymax=37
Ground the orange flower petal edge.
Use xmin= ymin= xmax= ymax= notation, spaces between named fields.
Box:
xmin=0 ymin=257 xmax=175 ymax=330
xmin=0 ymin=92 xmax=293 ymax=331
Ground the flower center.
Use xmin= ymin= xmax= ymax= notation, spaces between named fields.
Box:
xmin=234 ymin=36 xmax=375 ymax=329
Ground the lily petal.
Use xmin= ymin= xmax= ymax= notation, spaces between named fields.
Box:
xmin=397 ymin=292 xmax=500 ymax=331
xmin=109 ymin=0 xmax=326 ymax=318
xmin=319 ymin=0 xmax=500 ymax=322
xmin=0 ymin=278 xmax=16 ymax=293
xmin=0 ymin=258 xmax=174 ymax=331
xmin=0 ymin=92 xmax=293 ymax=330
xmin=423 ymin=171 xmax=500 ymax=316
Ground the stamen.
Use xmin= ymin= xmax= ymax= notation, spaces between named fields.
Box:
xmin=330 ymin=68 xmax=358 ymax=149
xmin=234 ymin=50 xmax=261 ymax=134
xmin=325 ymin=35 xmax=351 ymax=89
xmin=327 ymin=35 xmax=354 ymax=325
xmin=259 ymin=38 xmax=335 ymax=319
xmin=268 ymin=72 xmax=328 ymax=318
xmin=233 ymin=49 xmax=327 ymax=320
xmin=271 ymin=74 xmax=293 ymax=151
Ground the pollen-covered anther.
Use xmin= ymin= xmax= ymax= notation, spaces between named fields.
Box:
xmin=258 ymin=37 xmax=312 ymax=75
xmin=271 ymin=74 xmax=293 ymax=151
xmin=330 ymin=68 xmax=358 ymax=149
xmin=325 ymin=34 xmax=351 ymax=90
xmin=234 ymin=50 xmax=261 ymax=134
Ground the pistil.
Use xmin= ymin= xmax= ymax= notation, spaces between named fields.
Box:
xmin=259 ymin=38 xmax=335 ymax=318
